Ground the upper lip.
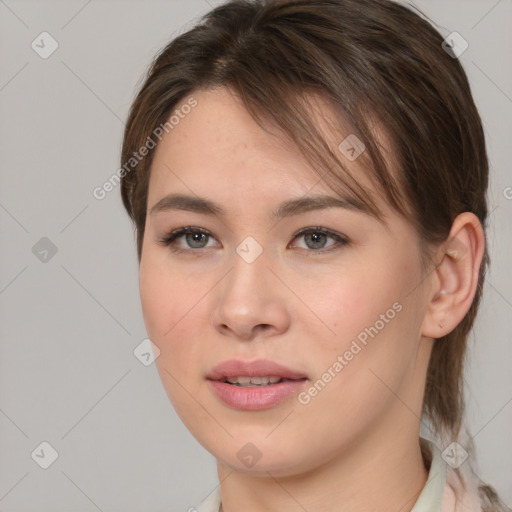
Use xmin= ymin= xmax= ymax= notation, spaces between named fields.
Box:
xmin=207 ymin=359 xmax=308 ymax=381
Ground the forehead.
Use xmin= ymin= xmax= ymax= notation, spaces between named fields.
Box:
xmin=147 ymin=86 xmax=396 ymax=216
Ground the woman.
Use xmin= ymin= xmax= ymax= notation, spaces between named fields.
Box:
xmin=120 ymin=0 xmax=510 ymax=510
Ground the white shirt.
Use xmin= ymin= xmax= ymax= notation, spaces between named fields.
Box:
xmin=193 ymin=439 xmax=482 ymax=512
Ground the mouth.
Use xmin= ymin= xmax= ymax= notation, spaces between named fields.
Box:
xmin=206 ymin=359 xmax=308 ymax=410
xmin=206 ymin=358 xmax=308 ymax=382
xmin=218 ymin=376 xmax=305 ymax=387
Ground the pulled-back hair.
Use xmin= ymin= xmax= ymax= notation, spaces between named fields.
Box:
xmin=120 ymin=1 xmax=507 ymax=508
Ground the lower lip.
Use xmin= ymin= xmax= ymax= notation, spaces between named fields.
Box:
xmin=208 ymin=379 xmax=307 ymax=410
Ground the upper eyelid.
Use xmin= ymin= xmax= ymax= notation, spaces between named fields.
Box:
xmin=159 ymin=226 xmax=215 ymax=245
xmin=293 ymin=226 xmax=346 ymax=238
xmin=165 ymin=225 xmax=343 ymax=238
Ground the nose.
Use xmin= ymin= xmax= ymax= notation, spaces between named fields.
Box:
xmin=212 ymin=246 xmax=291 ymax=341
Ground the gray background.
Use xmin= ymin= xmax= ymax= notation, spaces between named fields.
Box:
xmin=0 ymin=0 xmax=510 ymax=510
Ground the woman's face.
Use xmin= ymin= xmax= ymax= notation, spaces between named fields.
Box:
xmin=139 ymin=86 xmax=434 ymax=476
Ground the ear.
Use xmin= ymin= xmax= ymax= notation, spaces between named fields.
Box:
xmin=421 ymin=212 xmax=486 ymax=339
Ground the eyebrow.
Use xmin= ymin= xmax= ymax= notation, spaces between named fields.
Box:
xmin=148 ymin=193 xmax=372 ymax=220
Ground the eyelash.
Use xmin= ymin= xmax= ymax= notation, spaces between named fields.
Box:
xmin=158 ymin=226 xmax=349 ymax=255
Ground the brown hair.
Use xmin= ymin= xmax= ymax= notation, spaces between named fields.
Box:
xmin=120 ymin=0 xmax=506 ymax=507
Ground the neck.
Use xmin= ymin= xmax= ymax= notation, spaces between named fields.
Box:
xmin=217 ymin=427 xmax=428 ymax=512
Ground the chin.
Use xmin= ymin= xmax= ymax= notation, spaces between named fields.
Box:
xmin=199 ymin=432 xmax=322 ymax=477
xmin=224 ymin=450 xmax=325 ymax=478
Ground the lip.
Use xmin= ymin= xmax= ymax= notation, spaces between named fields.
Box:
xmin=206 ymin=359 xmax=308 ymax=411
xmin=207 ymin=358 xmax=308 ymax=381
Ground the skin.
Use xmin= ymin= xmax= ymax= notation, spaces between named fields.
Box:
xmin=139 ymin=86 xmax=485 ymax=512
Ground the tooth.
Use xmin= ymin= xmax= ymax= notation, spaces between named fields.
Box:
xmin=250 ymin=377 xmax=268 ymax=385
xmin=223 ymin=376 xmax=286 ymax=386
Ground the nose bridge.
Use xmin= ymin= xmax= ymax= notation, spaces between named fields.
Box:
xmin=212 ymin=235 xmax=289 ymax=339
xmin=225 ymin=235 xmax=270 ymax=308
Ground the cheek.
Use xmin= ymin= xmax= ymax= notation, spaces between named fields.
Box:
xmin=139 ymin=261 xmax=172 ymax=339
xmin=138 ymin=249 xmax=220 ymax=382
xmin=305 ymin=262 xmax=396 ymax=348
xmin=307 ymin=251 xmax=422 ymax=374
xmin=139 ymin=252 xmax=199 ymax=358
xmin=139 ymin=248 xmax=203 ymax=334
xmin=139 ymin=254 xmax=207 ymax=415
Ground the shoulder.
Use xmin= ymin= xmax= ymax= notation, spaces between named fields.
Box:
xmin=442 ymin=462 xmax=512 ymax=512
xmin=420 ymin=436 xmax=492 ymax=512
xmin=442 ymin=467 xmax=482 ymax=512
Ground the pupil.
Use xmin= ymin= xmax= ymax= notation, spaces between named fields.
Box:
xmin=187 ymin=233 xmax=207 ymax=248
xmin=306 ymin=232 xmax=326 ymax=249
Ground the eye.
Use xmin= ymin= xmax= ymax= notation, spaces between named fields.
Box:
xmin=158 ymin=226 xmax=349 ymax=254
xmin=290 ymin=227 xmax=348 ymax=253
xmin=158 ymin=226 xmax=218 ymax=251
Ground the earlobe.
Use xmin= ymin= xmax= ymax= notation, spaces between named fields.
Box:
xmin=421 ymin=212 xmax=485 ymax=339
